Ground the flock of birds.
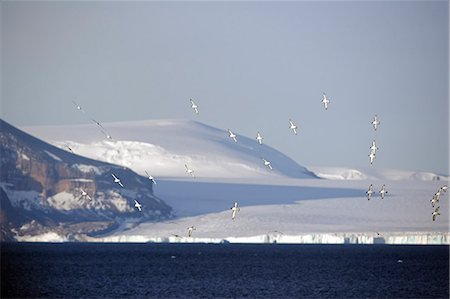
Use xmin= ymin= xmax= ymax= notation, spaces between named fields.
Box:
xmin=430 ymin=185 xmax=448 ymax=221
xmin=365 ymin=114 xmax=387 ymax=200
xmin=70 ymin=93 xmax=446 ymax=238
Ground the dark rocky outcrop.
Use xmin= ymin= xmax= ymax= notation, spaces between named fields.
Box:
xmin=0 ymin=119 xmax=172 ymax=241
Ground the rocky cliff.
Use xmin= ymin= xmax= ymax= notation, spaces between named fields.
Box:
xmin=0 ymin=119 xmax=172 ymax=241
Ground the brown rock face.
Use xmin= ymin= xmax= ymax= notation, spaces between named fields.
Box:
xmin=0 ymin=119 xmax=172 ymax=241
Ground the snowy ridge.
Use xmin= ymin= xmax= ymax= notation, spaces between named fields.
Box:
xmin=309 ymin=166 xmax=448 ymax=181
xmin=23 ymin=119 xmax=317 ymax=179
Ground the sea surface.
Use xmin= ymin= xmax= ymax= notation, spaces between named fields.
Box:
xmin=1 ymin=243 xmax=449 ymax=298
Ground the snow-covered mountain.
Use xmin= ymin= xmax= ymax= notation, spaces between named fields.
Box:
xmin=22 ymin=119 xmax=317 ymax=179
xmin=11 ymin=119 xmax=449 ymax=244
xmin=0 ymin=119 xmax=172 ymax=241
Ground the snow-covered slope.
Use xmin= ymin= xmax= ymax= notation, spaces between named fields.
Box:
xmin=308 ymin=166 xmax=448 ymax=181
xmin=22 ymin=120 xmax=317 ymax=179
xmin=82 ymin=177 xmax=449 ymax=245
xmin=16 ymin=119 xmax=449 ymax=244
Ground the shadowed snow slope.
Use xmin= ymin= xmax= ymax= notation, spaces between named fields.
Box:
xmin=23 ymin=120 xmax=317 ymax=179
xmin=87 ymin=178 xmax=449 ymax=244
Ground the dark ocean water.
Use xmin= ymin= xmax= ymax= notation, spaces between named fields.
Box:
xmin=1 ymin=243 xmax=449 ymax=298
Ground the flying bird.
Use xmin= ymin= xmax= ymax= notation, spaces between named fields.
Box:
xmin=72 ymin=100 xmax=106 ymax=131
xmin=145 ymin=170 xmax=156 ymax=185
xmin=368 ymin=151 xmax=376 ymax=165
xmin=228 ymin=129 xmax=238 ymax=143
xmin=256 ymin=132 xmax=263 ymax=145
xmin=430 ymin=194 xmax=440 ymax=208
xmin=90 ymin=118 xmax=105 ymax=130
xmin=80 ymin=189 xmax=92 ymax=200
xmin=187 ymin=226 xmax=196 ymax=237
xmin=379 ymin=184 xmax=388 ymax=199
xmin=321 ymin=92 xmax=330 ymax=110
xmin=100 ymin=129 xmax=113 ymax=140
xmin=185 ymin=164 xmax=195 ymax=178
xmin=432 ymin=206 xmax=440 ymax=221
xmin=65 ymin=144 xmax=74 ymax=153
xmin=134 ymin=199 xmax=142 ymax=211
xmin=366 ymin=184 xmax=374 ymax=200
xmin=111 ymin=173 xmax=124 ymax=188
xmin=371 ymin=115 xmax=380 ymax=131
xmin=434 ymin=190 xmax=442 ymax=201
xmin=230 ymin=202 xmax=240 ymax=220
xmin=370 ymin=140 xmax=379 ymax=154
xmin=289 ymin=119 xmax=298 ymax=135
xmin=72 ymin=101 xmax=85 ymax=113
xmin=262 ymin=158 xmax=273 ymax=170
xmin=190 ymin=99 xmax=199 ymax=114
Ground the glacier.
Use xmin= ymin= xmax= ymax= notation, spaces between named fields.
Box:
xmin=16 ymin=119 xmax=450 ymax=245
xmin=56 ymin=232 xmax=449 ymax=245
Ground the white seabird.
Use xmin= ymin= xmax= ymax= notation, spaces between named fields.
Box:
xmin=430 ymin=194 xmax=439 ymax=208
xmin=321 ymin=92 xmax=330 ymax=110
xmin=185 ymin=164 xmax=195 ymax=178
xmin=289 ymin=119 xmax=298 ymax=135
xmin=190 ymin=99 xmax=199 ymax=114
xmin=262 ymin=158 xmax=273 ymax=170
xmin=111 ymin=173 xmax=124 ymax=188
xmin=228 ymin=129 xmax=238 ymax=143
xmin=432 ymin=206 xmax=440 ymax=221
xmin=80 ymin=188 xmax=92 ymax=200
xmin=371 ymin=115 xmax=380 ymax=131
xmin=366 ymin=184 xmax=374 ymax=200
xmin=72 ymin=101 xmax=85 ymax=113
xmin=370 ymin=140 xmax=379 ymax=154
xmin=187 ymin=226 xmax=196 ymax=237
xmin=230 ymin=202 xmax=240 ymax=220
xmin=440 ymin=185 xmax=448 ymax=193
xmin=65 ymin=144 xmax=74 ymax=153
xmin=434 ymin=190 xmax=442 ymax=201
xmin=145 ymin=170 xmax=157 ymax=185
xmin=90 ymin=117 xmax=105 ymax=130
xmin=368 ymin=151 xmax=376 ymax=165
xmin=379 ymin=184 xmax=388 ymax=199
xmin=256 ymin=132 xmax=263 ymax=145
xmin=134 ymin=199 xmax=142 ymax=211
xmin=100 ymin=129 xmax=113 ymax=140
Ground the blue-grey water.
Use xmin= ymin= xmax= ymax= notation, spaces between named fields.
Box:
xmin=1 ymin=243 xmax=449 ymax=298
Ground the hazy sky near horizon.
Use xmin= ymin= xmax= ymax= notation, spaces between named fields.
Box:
xmin=2 ymin=1 xmax=449 ymax=175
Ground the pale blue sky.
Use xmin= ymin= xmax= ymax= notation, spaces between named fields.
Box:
xmin=1 ymin=1 xmax=448 ymax=175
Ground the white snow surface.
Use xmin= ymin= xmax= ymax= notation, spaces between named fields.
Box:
xmin=22 ymin=119 xmax=316 ymax=179
xmin=84 ymin=177 xmax=450 ymax=244
xmin=16 ymin=232 xmax=68 ymax=242
xmin=72 ymin=164 xmax=103 ymax=175
xmin=20 ymin=119 xmax=449 ymax=244
xmin=308 ymin=166 xmax=448 ymax=181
